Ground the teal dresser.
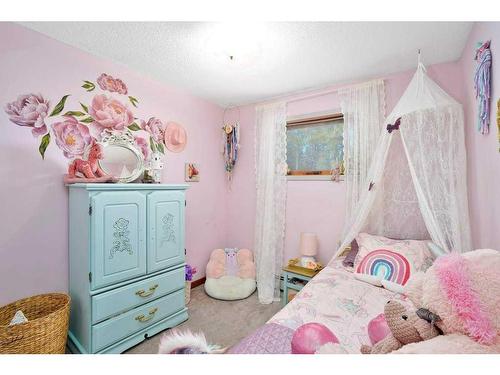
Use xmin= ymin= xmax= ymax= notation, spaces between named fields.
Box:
xmin=67 ymin=183 xmax=189 ymax=354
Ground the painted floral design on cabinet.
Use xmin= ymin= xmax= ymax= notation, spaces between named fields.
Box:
xmin=160 ymin=213 xmax=176 ymax=246
xmin=110 ymin=218 xmax=133 ymax=259
xmin=4 ymin=73 xmax=170 ymax=162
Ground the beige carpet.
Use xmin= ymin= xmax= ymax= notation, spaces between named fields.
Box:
xmin=125 ymin=285 xmax=281 ymax=354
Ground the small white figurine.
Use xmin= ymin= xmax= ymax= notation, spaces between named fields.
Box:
xmin=146 ymin=152 xmax=164 ymax=183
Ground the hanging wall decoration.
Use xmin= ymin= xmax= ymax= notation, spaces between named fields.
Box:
xmin=221 ymin=107 xmax=240 ymax=183
xmin=185 ymin=162 xmax=200 ymax=182
xmin=474 ymin=40 xmax=492 ymax=135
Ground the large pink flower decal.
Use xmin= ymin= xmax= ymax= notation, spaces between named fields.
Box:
xmin=142 ymin=117 xmax=166 ymax=143
xmin=52 ymin=116 xmax=94 ymax=158
xmin=4 ymin=94 xmax=50 ymax=137
xmin=97 ymin=73 xmax=128 ymax=95
xmin=89 ymin=94 xmax=134 ymax=132
xmin=134 ymin=136 xmax=150 ymax=160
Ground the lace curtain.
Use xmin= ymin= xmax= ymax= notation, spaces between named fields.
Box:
xmin=339 ymin=80 xmax=385 ymax=235
xmin=254 ymin=102 xmax=287 ymax=304
xmin=400 ymin=107 xmax=472 ymax=252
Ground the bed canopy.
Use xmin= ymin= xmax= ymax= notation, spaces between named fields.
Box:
xmin=335 ymin=63 xmax=472 ymax=257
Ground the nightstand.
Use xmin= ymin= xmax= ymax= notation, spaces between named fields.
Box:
xmin=281 ymin=268 xmax=313 ymax=306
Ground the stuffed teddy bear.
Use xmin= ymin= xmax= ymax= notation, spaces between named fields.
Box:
xmin=360 ymin=300 xmax=440 ymax=354
xmin=403 ymin=249 xmax=499 ymax=347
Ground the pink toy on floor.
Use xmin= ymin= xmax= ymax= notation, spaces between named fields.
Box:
xmin=204 ymin=248 xmax=256 ymax=300
xmin=206 ymin=248 xmax=256 ymax=279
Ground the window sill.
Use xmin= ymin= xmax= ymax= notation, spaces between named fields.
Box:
xmin=286 ymin=175 xmax=344 ymax=182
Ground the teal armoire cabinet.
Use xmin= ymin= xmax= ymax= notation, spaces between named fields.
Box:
xmin=67 ymin=183 xmax=189 ymax=354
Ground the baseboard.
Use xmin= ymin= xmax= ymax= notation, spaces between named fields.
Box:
xmin=191 ymin=277 xmax=206 ymax=289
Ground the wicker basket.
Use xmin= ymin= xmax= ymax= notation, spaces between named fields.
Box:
xmin=0 ymin=293 xmax=70 ymax=354
xmin=185 ymin=281 xmax=192 ymax=305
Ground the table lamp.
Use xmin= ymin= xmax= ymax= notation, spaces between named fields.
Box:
xmin=299 ymin=232 xmax=318 ymax=268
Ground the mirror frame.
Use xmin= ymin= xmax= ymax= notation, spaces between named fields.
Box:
xmin=98 ymin=130 xmax=144 ymax=183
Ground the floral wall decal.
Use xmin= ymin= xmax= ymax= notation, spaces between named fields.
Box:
xmin=4 ymin=73 xmax=170 ymax=162
xmin=4 ymin=94 xmax=50 ymax=137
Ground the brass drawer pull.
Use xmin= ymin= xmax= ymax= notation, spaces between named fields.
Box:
xmin=135 ymin=284 xmax=159 ymax=297
xmin=135 ymin=307 xmax=158 ymax=322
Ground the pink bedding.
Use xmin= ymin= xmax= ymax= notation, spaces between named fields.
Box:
xmin=230 ymin=258 xmax=405 ymax=353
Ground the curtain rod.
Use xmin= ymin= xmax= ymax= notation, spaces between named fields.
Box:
xmin=284 ymin=78 xmax=384 ymax=105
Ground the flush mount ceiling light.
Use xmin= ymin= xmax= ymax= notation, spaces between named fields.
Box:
xmin=202 ymin=22 xmax=266 ymax=65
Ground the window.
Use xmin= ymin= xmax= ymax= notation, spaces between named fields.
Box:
xmin=286 ymin=113 xmax=344 ymax=176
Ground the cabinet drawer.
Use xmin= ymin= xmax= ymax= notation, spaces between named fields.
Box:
xmin=92 ymin=289 xmax=185 ymax=352
xmin=92 ymin=267 xmax=184 ymax=323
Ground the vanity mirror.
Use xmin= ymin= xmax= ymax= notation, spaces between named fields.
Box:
xmin=98 ymin=130 xmax=144 ymax=183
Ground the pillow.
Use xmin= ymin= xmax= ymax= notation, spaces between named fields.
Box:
xmin=427 ymin=242 xmax=447 ymax=258
xmin=354 ymin=233 xmax=433 ymax=273
xmin=380 ymin=279 xmax=405 ymax=294
xmin=342 ymin=239 xmax=359 ymax=268
xmin=353 ymin=272 xmax=383 ymax=286
xmin=356 ymin=249 xmax=412 ymax=285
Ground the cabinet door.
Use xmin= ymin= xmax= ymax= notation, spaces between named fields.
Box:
xmin=147 ymin=191 xmax=185 ymax=273
xmin=91 ymin=191 xmax=147 ymax=289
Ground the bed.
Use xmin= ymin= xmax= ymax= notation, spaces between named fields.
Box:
xmin=229 ymin=258 xmax=405 ymax=354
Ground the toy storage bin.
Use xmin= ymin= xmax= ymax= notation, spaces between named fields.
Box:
xmin=0 ymin=293 xmax=70 ymax=354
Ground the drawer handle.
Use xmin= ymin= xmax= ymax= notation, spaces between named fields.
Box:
xmin=135 ymin=284 xmax=159 ymax=297
xmin=135 ymin=307 xmax=158 ymax=322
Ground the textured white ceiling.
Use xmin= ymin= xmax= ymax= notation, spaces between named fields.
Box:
xmin=20 ymin=22 xmax=472 ymax=107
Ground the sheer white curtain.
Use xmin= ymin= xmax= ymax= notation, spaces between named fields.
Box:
xmin=339 ymin=80 xmax=385 ymax=236
xmin=401 ymin=107 xmax=472 ymax=252
xmin=254 ymin=102 xmax=287 ymax=304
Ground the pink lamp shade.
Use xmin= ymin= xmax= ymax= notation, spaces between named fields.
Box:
xmin=299 ymin=232 xmax=318 ymax=257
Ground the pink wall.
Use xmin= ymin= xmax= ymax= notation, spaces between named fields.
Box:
xmin=0 ymin=23 xmax=225 ymax=305
xmin=2 ymin=21 xmax=490 ymax=306
xmin=225 ymin=61 xmax=466 ymax=265
xmin=459 ymin=22 xmax=500 ymax=250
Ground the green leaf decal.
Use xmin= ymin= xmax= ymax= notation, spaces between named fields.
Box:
xmin=127 ymin=122 xmax=141 ymax=131
xmin=156 ymin=142 xmax=165 ymax=154
xmin=63 ymin=111 xmax=86 ymax=117
xmin=128 ymin=96 xmax=139 ymax=108
xmin=149 ymin=136 xmax=156 ymax=152
xmin=80 ymin=103 xmax=89 ymax=113
xmin=81 ymin=80 xmax=95 ymax=92
xmin=39 ymin=133 xmax=50 ymax=159
xmin=80 ymin=117 xmax=94 ymax=124
xmin=49 ymin=95 xmax=70 ymax=117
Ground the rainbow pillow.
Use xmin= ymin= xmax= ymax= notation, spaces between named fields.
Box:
xmin=355 ymin=249 xmax=411 ymax=286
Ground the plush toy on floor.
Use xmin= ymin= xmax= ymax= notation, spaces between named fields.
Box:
xmin=158 ymin=329 xmax=226 ymax=354
xmin=204 ymin=248 xmax=256 ymax=300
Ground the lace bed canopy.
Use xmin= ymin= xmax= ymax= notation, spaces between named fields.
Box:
xmin=335 ymin=63 xmax=472 ymax=257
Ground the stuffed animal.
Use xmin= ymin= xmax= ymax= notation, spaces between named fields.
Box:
xmin=65 ymin=142 xmax=116 ymax=183
xmin=68 ymin=142 xmax=107 ymax=179
xmin=158 ymin=329 xmax=225 ymax=354
xmin=403 ymin=249 xmax=499 ymax=347
xmin=360 ymin=300 xmax=440 ymax=354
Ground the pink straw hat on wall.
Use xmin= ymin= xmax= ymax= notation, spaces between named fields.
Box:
xmin=164 ymin=121 xmax=187 ymax=153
